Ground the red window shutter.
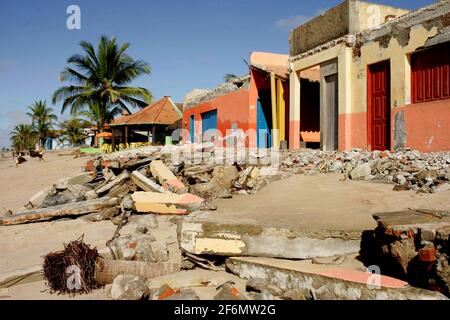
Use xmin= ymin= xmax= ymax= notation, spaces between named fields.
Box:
xmin=411 ymin=42 xmax=450 ymax=103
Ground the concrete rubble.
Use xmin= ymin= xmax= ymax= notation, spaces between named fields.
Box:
xmin=225 ymin=256 xmax=447 ymax=300
xmin=3 ymin=144 xmax=450 ymax=300
xmin=370 ymin=209 xmax=450 ymax=296
xmin=178 ymin=212 xmax=361 ymax=259
xmin=281 ymin=149 xmax=450 ymax=194
xmin=109 ymin=274 xmax=150 ymax=300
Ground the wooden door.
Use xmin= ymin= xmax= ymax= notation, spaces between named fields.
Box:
xmin=368 ymin=61 xmax=390 ymax=151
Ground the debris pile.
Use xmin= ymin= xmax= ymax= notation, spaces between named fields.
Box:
xmin=369 ymin=209 xmax=450 ymax=296
xmin=281 ymin=149 xmax=450 ymax=193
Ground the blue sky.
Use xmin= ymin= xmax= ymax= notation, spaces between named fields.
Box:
xmin=0 ymin=0 xmax=433 ymax=147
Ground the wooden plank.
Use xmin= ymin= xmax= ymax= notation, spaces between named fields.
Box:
xmin=96 ymin=171 xmax=129 ymax=195
xmin=0 ymin=197 xmax=120 ymax=226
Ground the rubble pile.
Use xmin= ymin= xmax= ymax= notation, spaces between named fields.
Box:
xmin=281 ymin=149 xmax=450 ymax=193
xmin=2 ymin=145 xmax=450 ymax=300
xmin=369 ymin=210 xmax=450 ymax=296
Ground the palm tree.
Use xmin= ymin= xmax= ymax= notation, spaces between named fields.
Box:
xmin=10 ymin=124 xmax=36 ymax=152
xmin=52 ymin=35 xmax=152 ymax=131
xmin=26 ymin=100 xmax=57 ymax=147
xmin=59 ymin=118 xmax=90 ymax=146
xmin=77 ymin=101 xmax=123 ymax=132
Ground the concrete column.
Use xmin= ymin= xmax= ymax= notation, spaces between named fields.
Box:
xmin=338 ymin=47 xmax=353 ymax=150
xmin=270 ymin=73 xmax=279 ymax=149
xmin=289 ymin=70 xmax=301 ymax=149
xmin=277 ymin=79 xmax=286 ymax=143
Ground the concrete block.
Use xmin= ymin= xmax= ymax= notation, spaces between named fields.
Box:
xmin=226 ymin=257 xmax=448 ymax=300
xmin=131 ymin=192 xmax=203 ymax=215
xmin=178 ymin=213 xmax=361 ymax=259
xmin=150 ymin=160 xmax=187 ymax=193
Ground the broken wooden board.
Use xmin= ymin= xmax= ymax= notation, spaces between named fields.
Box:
xmin=150 ymin=160 xmax=187 ymax=193
xmin=131 ymin=171 xmax=166 ymax=193
xmin=226 ymin=257 xmax=448 ymax=300
xmin=96 ymin=171 xmax=130 ymax=195
xmin=131 ymin=192 xmax=204 ymax=215
xmin=0 ymin=197 xmax=120 ymax=226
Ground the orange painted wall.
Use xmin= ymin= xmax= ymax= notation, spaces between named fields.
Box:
xmin=338 ymin=112 xmax=367 ymax=151
xmin=393 ymin=99 xmax=450 ymax=152
xmin=182 ymin=89 xmax=250 ymax=146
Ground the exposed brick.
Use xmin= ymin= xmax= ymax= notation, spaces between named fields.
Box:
xmin=418 ymin=247 xmax=436 ymax=262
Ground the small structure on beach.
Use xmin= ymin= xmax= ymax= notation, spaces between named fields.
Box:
xmin=110 ymin=96 xmax=182 ymax=149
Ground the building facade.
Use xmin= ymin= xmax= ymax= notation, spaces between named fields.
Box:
xmin=289 ymin=0 xmax=450 ymax=152
xmin=183 ymin=52 xmax=319 ymax=148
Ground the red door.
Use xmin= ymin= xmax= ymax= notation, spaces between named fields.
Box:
xmin=368 ymin=61 xmax=390 ymax=151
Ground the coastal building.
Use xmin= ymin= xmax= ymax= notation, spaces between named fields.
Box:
xmin=288 ymin=0 xmax=450 ymax=152
xmin=182 ymin=52 xmax=319 ymax=148
xmin=111 ymin=96 xmax=182 ymax=149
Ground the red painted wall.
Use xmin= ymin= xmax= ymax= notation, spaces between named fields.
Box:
xmin=182 ymin=89 xmax=250 ymax=146
xmin=393 ymin=99 xmax=450 ymax=152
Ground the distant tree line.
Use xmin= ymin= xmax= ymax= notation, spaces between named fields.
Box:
xmin=10 ymin=35 xmax=152 ymax=153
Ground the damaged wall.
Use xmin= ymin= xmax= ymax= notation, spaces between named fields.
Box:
xmin=290 ymin=0 xmax=409 ymax=57
xmin=353 ymin=1 xmax=450 ymax=152
xmin=182 ymin=89 xmax=250 ymax=147
xmin=290 ymin=1 xmax=450 ymax=152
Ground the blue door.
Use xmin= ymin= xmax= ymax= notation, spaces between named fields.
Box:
xmin=257 ymin=93 xmax=272 ymax=148
xmin=201 ymin=109 xmax=218 ymax=142
xmin=190 ymin=114 xmax=195 ymax=143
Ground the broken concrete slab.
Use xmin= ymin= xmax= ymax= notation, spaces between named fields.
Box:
xmin=226 ymin=257 xmax=448 ymax=300
xmin=129 ymin=214 xmax=159 ymax=229
xmin=132 ymin=192 xmax=203 ymax=215
xmin=131 ymin=171 xmax=167 ymax=193
xmin=68 ymin=172 xmax=95 ymax=186
xmin=373 ymin=210 xmax=450 ymax=238
xmin=150 ymin=160 xmax=187 ymax=193
xmin=371 ymin=209 xmax=450 ymax=295
xmin=24 ymin=187 xmax=53 ymax=209
xmin=178 ymin=212 xmax=361 ymax=259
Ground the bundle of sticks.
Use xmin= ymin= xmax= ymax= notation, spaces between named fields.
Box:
xmin=42 ymin=237 xmax=180 ymax=295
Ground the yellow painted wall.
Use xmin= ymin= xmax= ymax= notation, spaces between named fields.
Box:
xmin=353 ymin=1 xmax=409 ymax=33
xmin=352 ymin=25 xmax=439 ymax=114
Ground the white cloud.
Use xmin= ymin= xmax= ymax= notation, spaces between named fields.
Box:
xmin=275 ymin=8 xmax=330 ymax=30
xmin=275 ymin=15 xmax=312 ymax=29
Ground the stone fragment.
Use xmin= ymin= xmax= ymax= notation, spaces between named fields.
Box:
xmin=110 ymin=274 xmax=150 ymax=300
xmin=129 ymin=214 xmax=159 ymax=229
xmin=350 ymin=163 xmax=371 ymax=180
